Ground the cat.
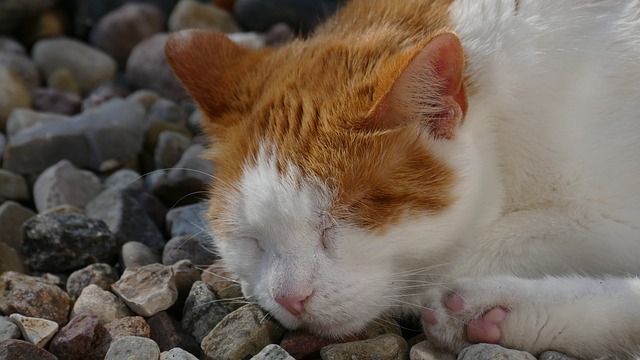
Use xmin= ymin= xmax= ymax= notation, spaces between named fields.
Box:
xmin=165 ymin=0 xmax=640 ymax=358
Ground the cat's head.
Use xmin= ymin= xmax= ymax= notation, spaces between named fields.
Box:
xmin=166 ymin=29 xmax=476 ymax=336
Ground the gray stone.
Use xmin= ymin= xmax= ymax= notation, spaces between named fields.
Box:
xmin=86 ymin=187 xmax=166 ymax=252
xmin=0 ymin=242 xmax=27 ymax=274
xmin=66 ymin=263 xmax=118 ymax=301
xmin=103 ymin=169 xmax=144 ymax=191
xmin=0 ymin=52 xmax=40 ymax=89
xmin=154 ymin=131 xmax=191 ymax=170
xmin=251 ymin=344 xmax=295 ymax=360
xmin=112 ymin=263 xmax=178 ymax=317
xmin=0 ymin=65 xmax=31 ymax=130
xmin=457 ymin=344 xmax=536 ymax=360
xmin=162 ymin=235 xmax=217 ymax=267
xmin=410 ymin=341 xmax=456 ymax=360
xmin=4 ymin=98 xmax=145 ymax=175
xmin=171 ymin=260 xmax=201 ymax=301
xmin=148 ymin=312 xmax=199 ymax=355
xmin=105 ymin=336 xmax=160 ymax=360
xmin=169 ymin=0 xmax=240 ymax=33
xmin=6 ymin=108 xmax=68 ymax=138
xmin=32 ymin=37 xmax=117 ymax=94
xmin=161 ymin=347 xmax=199 ymax=360
xmin=0 ymin=316 xmax=20 ymax=341
xmin=0 ymin=37 xmax=26 ymax=55
xmin=147 ymin=98 xmax=188 ymax=125
xmin=165 ymin=201 xmax=209 ymax=239
xmin=0 ymin=169 xmax=28 ymax=200
xmin=538 ymin=351 xmax=581 ymax=360
xmin=21 ymin=213 xmax=117 ymax=272
xmin=90 ymin=3 xmax=165 ymax=69
xmin=0 ymin=339 xmax=58 ymax=360
xmin=201 ymin=304 xmax=285 ymax=360
xmin=320 ymin=334 xmax=409 ymax=360
xmin=71 ymin=284 xmax=134 ymax=325
xmin=126 ymin=33 xmax=188 ymax=102
xmin=181 ymin=281 xmax=230 ymax=343
xmin=33 ymin=159 xmax=102 ymax=213
xmin=0 ymin=200 xmax=35 ymax=250
xmin=121 ymin=241 xmax=160 ymax=269
xmin=81 ymin=79 xmax=131 ymax=111
xmin=9 ymin=313 xmax=59 ymax=348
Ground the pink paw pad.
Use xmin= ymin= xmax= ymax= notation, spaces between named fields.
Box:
xmin=422 ymin=308 xmax=439 ymax=325
xmin=466 ymin=307 xmax=508 ymax=344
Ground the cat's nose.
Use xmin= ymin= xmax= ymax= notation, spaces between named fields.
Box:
xmin=275 ymin=294 xmax=310 ymax=316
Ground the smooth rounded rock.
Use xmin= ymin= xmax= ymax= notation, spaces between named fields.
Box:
xmin=5 ymin=108 xmax=68 ymax=138
xmin=71 ymin=284 xmax=134 ymax=324
xmin=458 ymin=344 xmax=536 ymax=360
xmin=105 ymin=336 xmax=160 ymax=360
xmin=161 ymin=347 xmax=199 ymax=360
xmin=121 ymin=241 xmax=160 ymax=269
xmin=250 ymin=344 xmax=295 ymax=360
xmin=168 ymin=0 xmax=240 ymax=33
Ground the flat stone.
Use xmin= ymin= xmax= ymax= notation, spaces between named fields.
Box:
xmin=410 ymin=341 xmax=456 ymax=360
xmin=32 ymin=37 xmax=117 ymax=94
xmin=168 ymin=0 xmax=240 ymax=33
xmin=112 ymin=263 xmax=178 ymax=317
xmin=105 ymin=336 xmax=160 ymax=360
xmin=5 ymin=108 xmax=68 ymax=138
xmin=0 ymin=200 xmax=35 ymax=250
xmin=0 ymin=271 xmax=71 ymax=325
xmin=458 ymin=344 xmax=536 ymax=360
xmin=0 ymin=316 xmax=21 ymax=341
xmin=49 ymin=314 xmax=106 ymax=360
xmin=251 ymin=344 xmax=295 ymax=360
xmin=201 ymin=304 xmax=285 ymax=360
xmin=86 ymin=187 xmax=166 ymax=252
xmin=161 ymin=347 xmax=199 ymax=360
xmin=121 ymin=241 xmax=160 ymax=269
xmin=33 ymin=160 xmax=102 ymax=212
xmin=182 ymin=281 xmax=230 ymax=343
xmin=0 ymin=65 xmax=31 ymax=131
xmin=0 ymin=339 xmax=58 ymax=360
xmin=71 ymin=284 xmax=134 ymax=325
xmin=9 ymin=313 xmax=58 ymax=348
xmin=21 ymin=213 xmax=117 ymax=273
xmin=66 ymin=263 xmax=118 ymax=301
xmin=148 ymin=312 xmax=199 ymax=354
xmin=320 ymin=334 xmax=409 ymax=360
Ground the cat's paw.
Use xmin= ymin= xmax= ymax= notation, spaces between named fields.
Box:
xmin=421 ymin=277 xmax=536 ymax=353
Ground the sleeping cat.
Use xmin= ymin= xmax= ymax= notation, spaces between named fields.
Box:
xmin=165 ymin=0 xmax=640 ymax=358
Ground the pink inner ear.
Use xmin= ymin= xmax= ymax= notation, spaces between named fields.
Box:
xmin=372 ymin=32 xmax=467 ymax=140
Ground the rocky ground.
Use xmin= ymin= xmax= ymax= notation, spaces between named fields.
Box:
xmin=0 ymin=1 xmax=581 ymax=359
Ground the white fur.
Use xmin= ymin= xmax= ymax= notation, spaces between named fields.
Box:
xmin=212 ymin=0 xmax=640 ymax=357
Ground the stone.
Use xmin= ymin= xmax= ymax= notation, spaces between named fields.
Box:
xmin=90 ymin=3 xmax=165 ymax=69
xmin=88 ymin=317 xmax=152 ymax=360
xmin=127 ymin=89 xmax=160 ymax=110
xmin=165 ymin=203 xmax=209 ymax=243
xmin=0 ymin=65 xmax=31 ymax=131
xmin=457 ymin=344 xmax=536 ymax=360
xmin=40 ymin=204 xmax=85 ymax=216
xmin=161 ymin=347 xmax=199 ymax=360
xmin=265 ymin=22 xmax=295 ymax=48
xmin=280 ymin=331 xmax=362 ymax=360
xmin=0 ymin=52 xmax=40 ymax=89
xmin=148 ymin=312 xmax=200 ymax=354
xmin=126 ymin=33 xmax=188 ymax=102
xmin=5 ymin=108 xmax=67 ymax=138
xmin=234 ymin=0 xmax=345 ymax=33
xmin=49 ymin=314 xmax=105 ymax=360
xmin=9 ymin=314 xmax=58 ymax=348
xmin=201 ymin=261 xmax=240 ymax=293
xmin=0 ymin=200 xmax=35 ymax=250
xmin=47 ymin=68 xmax=79 ymax=95
xmin=104 ymin=169 xmax=144 ymax=191
xmin=32 ymin=37 xmax=117 ymax=94
xmin=181 ymin=281 xmax=230 ymax=343
xmin=168 ymin=0 xmax=240 ymax=33
xmin=147 ymin=98 xmax=188 ymax=125
xmin=215 ymin=284 xmax=245 ymax=310
xmin=86 ymin=187 xmax=166 ymax=252
xmin=410 ymin=341 xmax=456 ymax=360
xmin=4 ymin=98 xmax=145 ymax=175
xmin=66 ymin=263 xmax=118 ymax=301
xmin=30 ymin=87 xmax=82 ymax=115
xmin=171 ymin=260 xmax=201 ymax=302
xmin=0 ymin=271 xmax=71 ymax=326
xmin=123 ymin=186 xmax=169 ymax=231
xmin=0 ymin=339 xmax=58 ymax=360
xmin=0 ymin=170 xmax=29 ymax=201
xmin=112 ymin=263 xmax=179 ymax=317
xmin=200 ymin=304 xmax=285 ymax=360
xmin=81 ymin=79 xmax=131 ymax=111
xmin=0 ymin=133 xmax=6 ymax=162
xmin=145 ymin=121 xmax=192 ymax=152
xmin=21 ymin=213 xmax=116 ymax=273
xmin=251 ymin=344 xmax=295 ymax=360
xmin=538 ymin=351 xmax=581 ymax=360
xmin=0 ymin=242 xmax=27 ymax=274
xmin=71 ymin=285 xmax=134 ymax=324
xmin=227 ymin=32 xmax=266 ymax=50
xmin=33 ymin=159 xmax=102 ymax=212
xmin=105 ymin=336 xmax=160 ymax=360
xmin=0 ymin=316 xmax=21 ymax=341
xmin=320 ymin=334 xmax=409 ymax=360
xmin=121 ymin=241 xmax=160 ymax=269
xmin=162 ymin=235 xmax=217 ymax=267
xmin=0 ymin=37 xmax=26 ymax=55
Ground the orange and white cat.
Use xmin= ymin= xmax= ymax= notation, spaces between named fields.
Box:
xmin=166 ymin=0 xmax=640 ymax=358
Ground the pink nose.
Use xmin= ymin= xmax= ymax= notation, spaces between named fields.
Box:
xmin=275 ymin=294 xmax=310 ymax=316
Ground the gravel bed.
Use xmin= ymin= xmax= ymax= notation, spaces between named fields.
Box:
xmin=0 ymin=1 xmax=580 ymax=359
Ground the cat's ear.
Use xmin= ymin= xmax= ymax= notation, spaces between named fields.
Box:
xmin=371 ymin=32 xmax=467 ymax=140
xmin=165 ymin=30 xmax=253 ymax=116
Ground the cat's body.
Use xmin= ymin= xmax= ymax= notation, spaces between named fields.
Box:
xmin=166 ymin=0 xmax=640 ymax=358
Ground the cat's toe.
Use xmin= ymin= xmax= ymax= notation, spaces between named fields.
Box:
xmin=465 ymin=306 xmax=507 ymax=344
xmin=421 ymin=288 xmax=471 ymax=352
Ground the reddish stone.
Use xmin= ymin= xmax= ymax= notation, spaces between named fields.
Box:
xmin=0 ymin=339 xmax=58 ymax=360
xmin=49 ymin=314 xmax=105 ymax=360
xmin=280 ymin=331 xmax=363 ymax=360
